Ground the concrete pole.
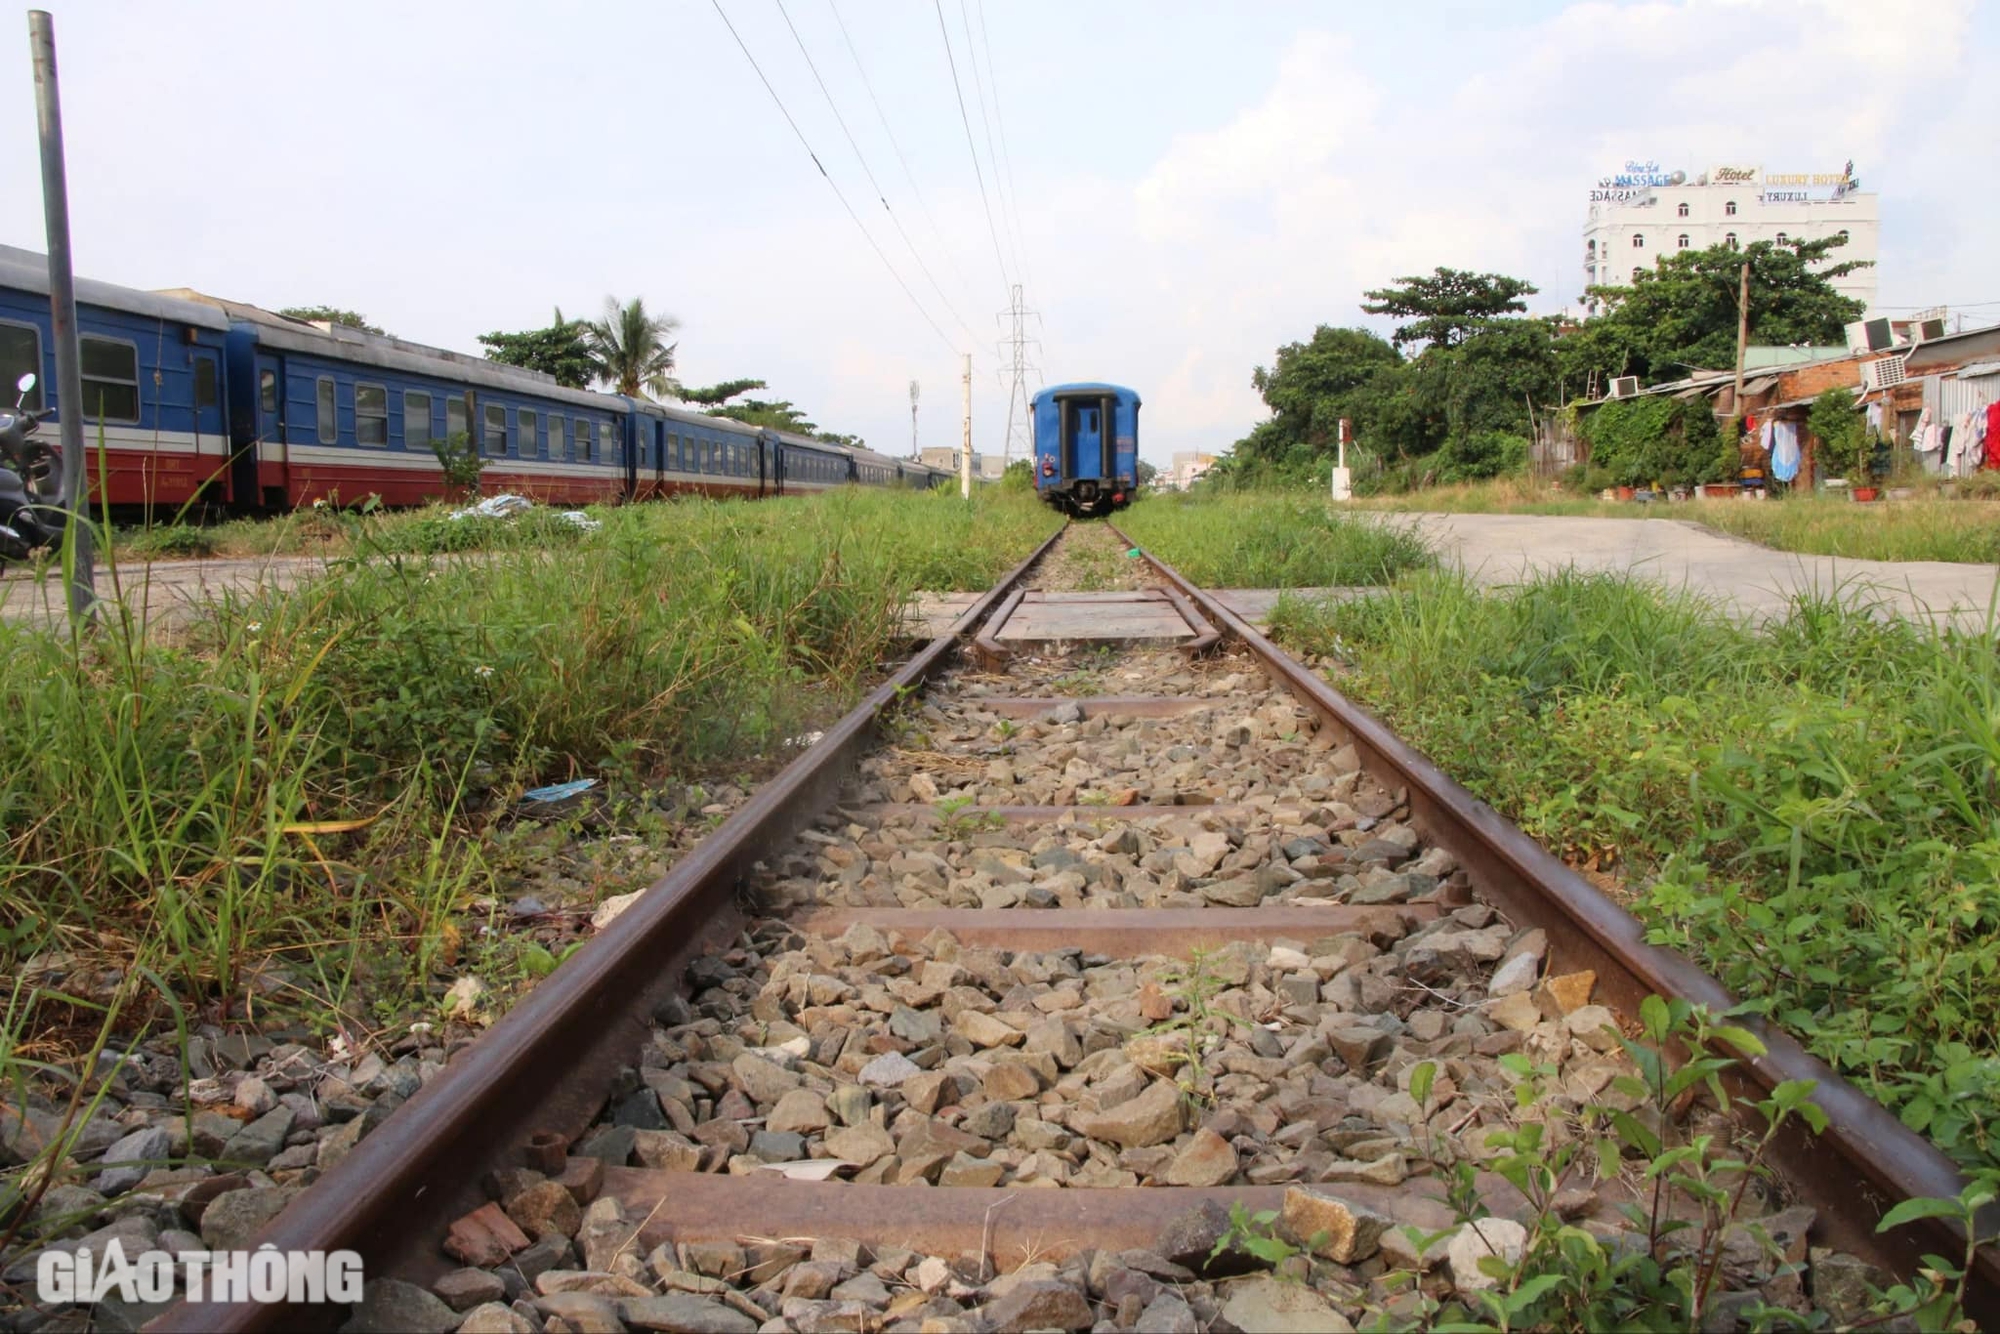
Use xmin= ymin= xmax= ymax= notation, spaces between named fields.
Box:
xmin=960 ymin=353 xmax=971 ymax=500
xmin=28 ymin=10 xmax=93 ymax=622
xmin=1725 ymin=260 xmax=1750 ymax=447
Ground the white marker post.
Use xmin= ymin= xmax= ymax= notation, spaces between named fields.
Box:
xmin=1329 ymin=417 xmax=1352 ymax=502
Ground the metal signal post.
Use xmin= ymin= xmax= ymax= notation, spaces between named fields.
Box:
xmin=959 ymin=353 xmax=972 ymax=499
xmin=28 ymin=9 xmax=94 ymax=623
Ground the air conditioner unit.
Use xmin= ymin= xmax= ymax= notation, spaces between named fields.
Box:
xmin=1608 ymin=376 xmax=1640 ymax=399
xmin=1844 ymin=321 xmax=1872 ymax=355
xmin=1914 ymin=318 xmax=1946 ymax=343
xmin=1859 ymin=354 xmax=1907 ymax=392
xmin=1863 ymin=317 xmax=1894 ymax=351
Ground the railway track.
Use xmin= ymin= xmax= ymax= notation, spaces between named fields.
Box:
xmin=103 ymin=520 xmax=1995 ymax=1332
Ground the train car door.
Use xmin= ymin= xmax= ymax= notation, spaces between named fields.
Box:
xmin=251 ymin=352 xmax=287 ymax=506
xmin=1069 ymin=403 xmax=1102 ymax=480
xmin=190 ymin=350 xmax=230 ymax=501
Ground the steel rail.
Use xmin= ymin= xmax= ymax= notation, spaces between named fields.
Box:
xmin=151 ymin=524 xmax=1068 ymax=1333
xmin=1111 ymin=522 xmax=1998 ymax=1320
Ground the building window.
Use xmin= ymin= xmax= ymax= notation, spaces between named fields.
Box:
xmin=1725 ymin=200 xmax=1737 ymax=216
xmin=1836 ymin=228 xmax=1849 ymax=242
xmin=483 ymin=404 xmax=507 ymax=457
xmin=1631 ymin=234 xmax=1645 ymax=248
xmin=355 ymin=384 xmax=388 ymax=446
xmin=1678 ymin=234 xmax=1690 ymax=249
xmin=1632 ymin=267 xmax=1644 ymax=282
xmin=317 ymin=376 xmax=336 ymax=444
xmin=81 ymin=336 xmax=140 ymax=423
xmin=518 ymin=408 xmax=538 ymax=458
xmin=1586 ymin=239 xmax=1595 ymax=254
xmin=404 ymin=391 xmax=432 ymax=451
xmin=1677 ymin=202 xmax=1689 ymax=217
xmin=0 ymin=322 xmax=42 ymax=411
xmin=548 ymin=413 xmax=566 ymax=462
xmin=1775 ymin=232 xmax=1788 ymax=244
xmin=575 ymin=419 xmax=589 ymax=462
xmin=1725 ymin=232 xmax=1737 ymax=248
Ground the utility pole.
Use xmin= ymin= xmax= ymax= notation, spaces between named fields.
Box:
xmin=909 ymin=380 xmax=919 ymax=460
xmin=1725 ymin=259 xmax=1751 ymax=447
xmin=959 ymin=353 xmax=972 ymax=500
xmin=995 ymin=284 xmax=1039 ymax=470
xmin=29 ymin=10 xmax=93 ymax=626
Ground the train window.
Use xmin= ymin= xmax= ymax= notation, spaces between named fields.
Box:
xmin=195 ymin=359 xmax=219 ymax=410
xmin=316 ymin=377 xmax=336 ymax=444
xmin=518 ymin=408 xmax=538 ymax=458
xmin=666 ymin=433 xmax=679 ymax=469
xmin=483 ymin=404 xmax=507 ymax=456
xmin=576 ymin=419 xmax=590 ymax=462
xmin=549 ymin=414 xmax=566 ymax=463
xmin=446 ymin=394 xmax=469 ymax=445
xmin=259 ymin=370 xmax=278 ymax=415
xmin=0 ymin=323 xmax=41 ymax=411
xmin=80 ymin=338 xmax=141 ymax=422
xmin=355 ymin=384 xmax=388 ymax=446
xmin=404 ymin=391 xmax=432 ymax=451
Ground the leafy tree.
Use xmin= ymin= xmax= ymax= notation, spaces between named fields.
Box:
xmin=1135 ymin=458 xmax=1159 ymax=489
xmin=1251 ymin=326 xmax=1403 ymax=446
xmin=279 ymin=305 xmax=383 ymax=335
xmin=815 ymin=431 xmax=866 ymax=449
xmin=708 ymin=398 xmax=817 ymax=433
xmin=1567 ymin=236 xmax=1868 ymax=388
xmin=680 ymin=379 xmax=767 ymax=407
xmin=586 ymin=296 xmax=680 ymax=399
xmin=1360 ymin=268 xmax=1538 ymax=350
xmin=477 ymin=309 xmax=594 ymax=389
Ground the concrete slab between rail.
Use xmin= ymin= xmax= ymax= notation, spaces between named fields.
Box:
xmin=903 ymin=587 xmax=1372 ymax=638
xmin=964 ymin=695 xmax=1223 ymax=719
xmin=787 ymin=904 xmax=1438 ymax=953
xmin=996 ymin=592 xmax=1193 ymax=643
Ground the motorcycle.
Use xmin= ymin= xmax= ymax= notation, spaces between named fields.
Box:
xmin=0 ymin=372 xmax=65 ymax=560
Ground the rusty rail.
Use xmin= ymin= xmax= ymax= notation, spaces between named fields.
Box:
xmin=151 ymin=525 xmax=1066 ymax=1333
xmin=1110 ymin=522 xmax=1998 ymax=1321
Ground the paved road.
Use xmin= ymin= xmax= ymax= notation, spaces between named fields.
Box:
xmin=0 ymin=554 xmax=335 ymax=631
xmin=1400 ymin=512 xmax=2000 ymax=627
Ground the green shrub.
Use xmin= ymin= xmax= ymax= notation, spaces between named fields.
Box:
xmin=126 ymin=524 xmax=217 ymax=559
xmin=1580 ymin=397 xmax=1724 ymax=487
xmin=1435 ymin=431 xmax=1529 ymax=483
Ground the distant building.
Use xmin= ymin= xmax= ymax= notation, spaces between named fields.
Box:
xmin=1583 ymin=160 xmax=1878 ymax=315
xmin=918 ymin=446 xmax=1006 ymax=480
xmin=1168 ymin=451 xmax=1216 ymax=490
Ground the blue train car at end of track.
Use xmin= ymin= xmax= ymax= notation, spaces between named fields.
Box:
xmin=1031 ymin=382 xmax=1139 ymax=517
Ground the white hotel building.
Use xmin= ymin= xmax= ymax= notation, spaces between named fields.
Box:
xmin=1582 ymin=161 xmax=1879 ymax=315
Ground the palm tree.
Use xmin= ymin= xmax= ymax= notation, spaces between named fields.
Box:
xmin=585 ymin=296 xmax=680 ymax=399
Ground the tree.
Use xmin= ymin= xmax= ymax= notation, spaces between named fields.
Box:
xmin=1251 ymin=326 xmax=1404 ymax=446
xmin=279 ymin=305 xmax=383 ymax=335
xmin=1360 ymin=268 xmax=1538 ymax=351
xmin=680 ymin=379 xmax=767 ymax=407
xmin=1566 ymin=236 xmax=1868 ymax=388
xmin=707 ymin=398 xmax=818 ymax=433
xmin=1135 ymin=458 xmax=1159 ymax=490
xmin=477 ymin=308 xmax=594 ymax=388
xmin=585 ymin=296 xmax=680 ymax=399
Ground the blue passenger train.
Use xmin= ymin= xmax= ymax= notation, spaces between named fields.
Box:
xmin=1031 ymin=383 xmax=1140 ymax=516
xmin=0 ymin=245 xmax=951 ymax=512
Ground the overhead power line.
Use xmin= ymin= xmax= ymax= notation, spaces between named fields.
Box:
xmin=774 ymin=0 xmax=979 ymax=345
xmin=825 ymin=0 xmax=981 ymax=314
xmin=956 ymin=0 xmax=1024 ymax=285
xmin=972 ymin=0 xmax=1035 ymax=296
xmin=933 ymin=0 xmax=1012 ymax=298
xmin=711 ymin=0 xmax=959 ymax=355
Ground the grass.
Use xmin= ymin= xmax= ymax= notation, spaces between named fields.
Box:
xmin=1272 ymin=568 xmax=2000 ymax=1173
xmin=1115 ymin=491 xmax=1433 ymax=586
xmin=1356 ymin=476 xmax=2000 ymax=564
xmin=0 ymin=485 xmax=1056 ymax=1208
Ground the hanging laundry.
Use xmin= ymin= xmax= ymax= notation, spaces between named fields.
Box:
xmin=1963 ymin=412 xmax=1990 ymax=477
xmin=1986 ymin=401 xmax=2000 ymax=470
xmin=1759 ymin=419 xmax=1776 ymax=453
xmin=1770 ymin=420 xmax=1801 ymax=482
xmin=1865 ymin=401 xmax=1884 ymax=436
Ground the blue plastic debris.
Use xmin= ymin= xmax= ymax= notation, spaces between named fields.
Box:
xmin=522 ymin=778 xmax=599 ymax=803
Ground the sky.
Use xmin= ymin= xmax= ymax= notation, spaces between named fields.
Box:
xmin=0 ymin=0 xmax=1992 ymax=468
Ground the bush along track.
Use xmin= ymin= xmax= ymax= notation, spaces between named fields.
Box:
xmin=1115 ymin=491 xmax=1432 ymax=589
xmin=0 ymin=487 xmax=1057 ymax=1276
xmin=1270 ymin=566 xmax=2000 ymax=1183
